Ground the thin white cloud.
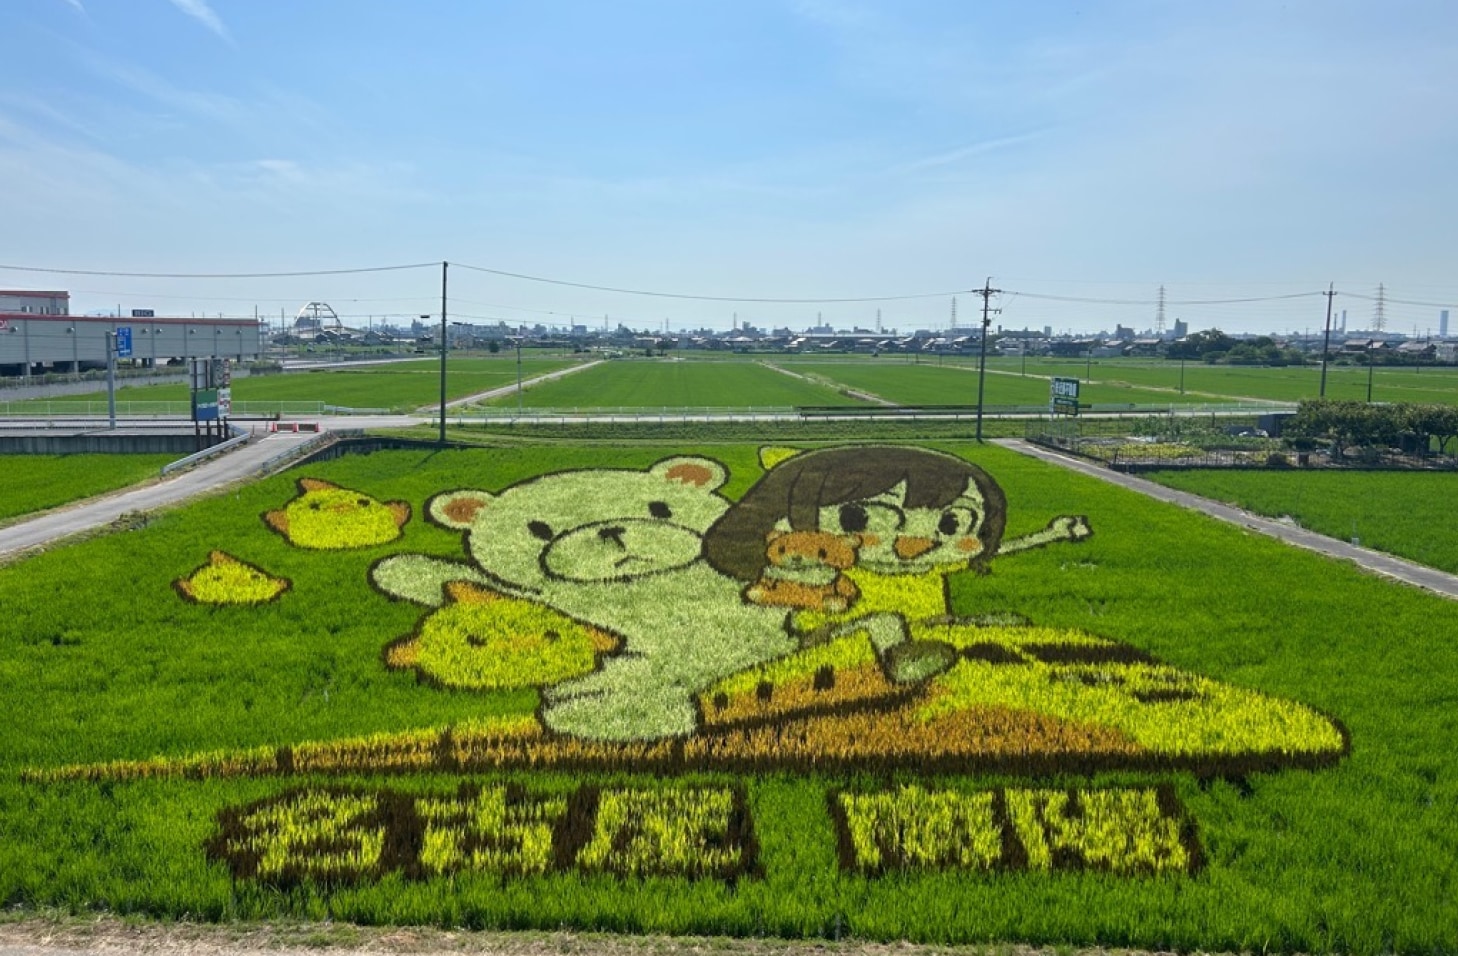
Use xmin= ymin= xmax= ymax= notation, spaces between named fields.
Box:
xmin=59 ymin=0 xmax=87 ymax=12
xmin=895 ymin=131 xmax=1049 ymax=174
xmin=166 ymin=0 xmax=231 ymax=42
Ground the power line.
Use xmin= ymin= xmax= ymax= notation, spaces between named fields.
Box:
xmin=0 ymin=262 xmax=438 ymax=279
xmin=451 ymin=260 xmax=973 ymax=303
xmin=1010 ymin=290 xmax=1324 ymax=306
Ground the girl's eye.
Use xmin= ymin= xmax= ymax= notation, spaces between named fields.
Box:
xmin=528 ymin=520 xmax=554 ymax=541
xmin=838 ymin=504 xmax=868 ymax=533
xmin=649 ymin=501 xmax=672 ymax=519
xmin=938 ymin=512 xmax=960 ymax=536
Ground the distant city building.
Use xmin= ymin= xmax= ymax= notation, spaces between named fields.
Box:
xmin=1171 ymin=318 xmax=1189 ymax=339
xmin=1442 ymin=310 xmax=1450 ymax=337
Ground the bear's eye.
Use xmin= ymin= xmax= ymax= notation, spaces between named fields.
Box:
xmin=838 ymin=504 xmax=868 ymax=534
xmin=938 ymin=512 xmax=960 ymax=536
xmin=528 ymin=520 xmax=554 ymax=541
xmin=648 ymin=501 xmax=673 ymax=520
xmin=357 ymin=498 xmax=371 ymax=508
xmin=309 ymin=501 xmax=322 ymax=511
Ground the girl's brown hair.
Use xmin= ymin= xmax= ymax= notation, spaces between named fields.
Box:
xmin=703 ymin=446 xmax=1006 ymax=582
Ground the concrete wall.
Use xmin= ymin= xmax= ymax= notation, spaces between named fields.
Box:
xmin=0 ymin=433 xmax=219 ymax=454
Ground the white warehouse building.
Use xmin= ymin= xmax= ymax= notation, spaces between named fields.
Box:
xmin=0 ymin=291 xmax=264 ymax=377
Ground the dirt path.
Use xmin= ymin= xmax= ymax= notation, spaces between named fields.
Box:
xmin=996 ymin=438 xmax=1458 ymax=601
xmin=435 ymin=361 xmax=602 ymax=410
xmin=760 ymin=362 xmax=896 ymax=406
xmin=0 ymin=917 xmax=1128 ymax=956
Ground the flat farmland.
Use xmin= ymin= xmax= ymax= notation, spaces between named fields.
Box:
xmin=0 ymin=453 xmax=176 ymax=523
xmin=992 ymin=357 xmax=1458 ymax=405
xmin=0 ymin=357 xmax=581 ymax=414
xmin=0 ymin=442 xmax=1455 ymax=949
xmin=482 ymin=359 xmax=862 ymax=408
xmin=1145 ymin=468 xmax=1458 ymax=573
xmin=784 ymin=360 xmax=1207 ymax=406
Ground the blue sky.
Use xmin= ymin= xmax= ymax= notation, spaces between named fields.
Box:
xmin=2 ymin=0 xmax=1456 ymax=334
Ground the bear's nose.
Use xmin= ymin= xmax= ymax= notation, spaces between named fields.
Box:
xmin=598 ymin=526 xmax=627 ymax=547
xmin=894 ymin=535 xmax=935 ymax=559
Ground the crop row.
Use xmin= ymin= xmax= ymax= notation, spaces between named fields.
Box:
xmin=833 ymin=784 xmax=1200 ymax=876
xmin=208 ymin=783 xmax=755 ymax=887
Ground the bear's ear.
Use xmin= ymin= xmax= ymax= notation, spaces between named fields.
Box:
xmin=759 ymin=446 xmax=803 ymax=471
xmin=428 ymin=490 xmax=494 ymax=529
xmin=649 ymin=457 xmax=727 ymax=492
xmin=298 ymin=477 xmax=338 ymax=492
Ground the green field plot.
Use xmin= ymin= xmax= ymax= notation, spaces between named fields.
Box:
xmin=992 ymin=357 xmax=1458 ymax=406
xmin=1145 ymin=468 xmax=1458 ymax=573
xmin=787 ymin=360 xmax=1211 ymax=407
xmin=0 ymin=453 xmax=175 ymax=523
xmin=0 ymin=357 xmax=579 ymax=414
xmin=2 ymin=440 xmax=1456 ymax=951
xmin=482 ymin=359 xmax=862 ymax=408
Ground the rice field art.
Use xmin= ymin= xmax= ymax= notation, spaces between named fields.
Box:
xmin=27 ymin=444 xmax=1353 ymax=928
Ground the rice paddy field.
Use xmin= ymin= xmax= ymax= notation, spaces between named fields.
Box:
xmin=2 ymin=440 xmax=1456 ymax=953
xmin=0 ymin=357 xmax=582 ymax=415
xmin=480 ymin=360 xmax=858 ymax=409
xmin=1145 ymin=469 xmax=1458 ymax=574
xmin=5 ymin=355 xmax=1458 ymax=416
xmin=777 ymin=360 xmax=1201 ymax=407
xmin=0 ymin=453 xmax=176 ymax=523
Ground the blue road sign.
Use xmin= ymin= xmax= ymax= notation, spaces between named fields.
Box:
xmin=116 ymin=327 xmax=133 ymax=358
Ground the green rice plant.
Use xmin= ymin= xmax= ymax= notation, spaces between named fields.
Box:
xmin=208 ymin=788 xmax=387 ymax=885
xmin=3 ymin=442 xmax=1458 ymax=951
xmin=835 ymin=786 xmax=1000 ymax=873
xmin=1146 ymin=468 xmax=1458 ymax=573
xmin=482 ymin=360 xmax=861 ymax=409
xmin=575 ymin=786 xmax=755 ymax=882
xmin=173 ymin=551 xmax=290 ymax=605
xmin=0 ymin=453 xmax=175 ymax=523
xmin=416 ymin=785 xmax=566 ymax=876
xmin=1005 ymin=787 xmax=1196 ymax=876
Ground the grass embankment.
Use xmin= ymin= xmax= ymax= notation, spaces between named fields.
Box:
xmin=1145 ymin=468 xmax=1458 ymax=574
xmin=481 ymin=360 xmax=861 ymax=409
xmin=1 ymin=443 xmax=1455 ymax=950
xmin=0 ymin=454 xmax=176 ymax=523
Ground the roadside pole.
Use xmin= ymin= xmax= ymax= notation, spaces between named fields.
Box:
xmin=106 ymin=331 xmax=116 ymax=430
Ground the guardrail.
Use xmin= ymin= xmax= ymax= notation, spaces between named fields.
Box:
xmin=256 ymin=431 xmax=339 ymax=475
xmin=447 ymin=401 xmax=1299 ymax=422
xmin=159 ymin=425 xmax=251 ymax=476
xmin=0 ymin=401 xmax=331 ymax=417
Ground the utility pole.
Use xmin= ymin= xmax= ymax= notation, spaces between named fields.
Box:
xmin=1319 ymin=283 xmax=1337 ymax=398
xmin=438 ymin=261 xmax=448 ymax=445
xmin=973 ymin=278 xmax=1002 ymax=442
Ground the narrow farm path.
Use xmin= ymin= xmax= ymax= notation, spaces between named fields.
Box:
xmin=434 ymin=360 xmax=602 ymax=410
xmin=996 ymin=438 xmax=1458 ymax=601
xmin=0 ymin=917 xmax=1130 ymax=956
xmin=761 ymin=361 xmax=897 ymax=406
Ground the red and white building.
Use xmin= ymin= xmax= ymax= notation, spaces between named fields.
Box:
xmin=0 ymin=291 xmax=264 ymax=377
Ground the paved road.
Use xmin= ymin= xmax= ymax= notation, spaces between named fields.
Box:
xmin=0 ymin=362 xmax=609 ymax=562
xmin=996 ymin=438 xmax=1458 ymax=601
xmin=0 ymin=427 xmax=320 ymax=563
